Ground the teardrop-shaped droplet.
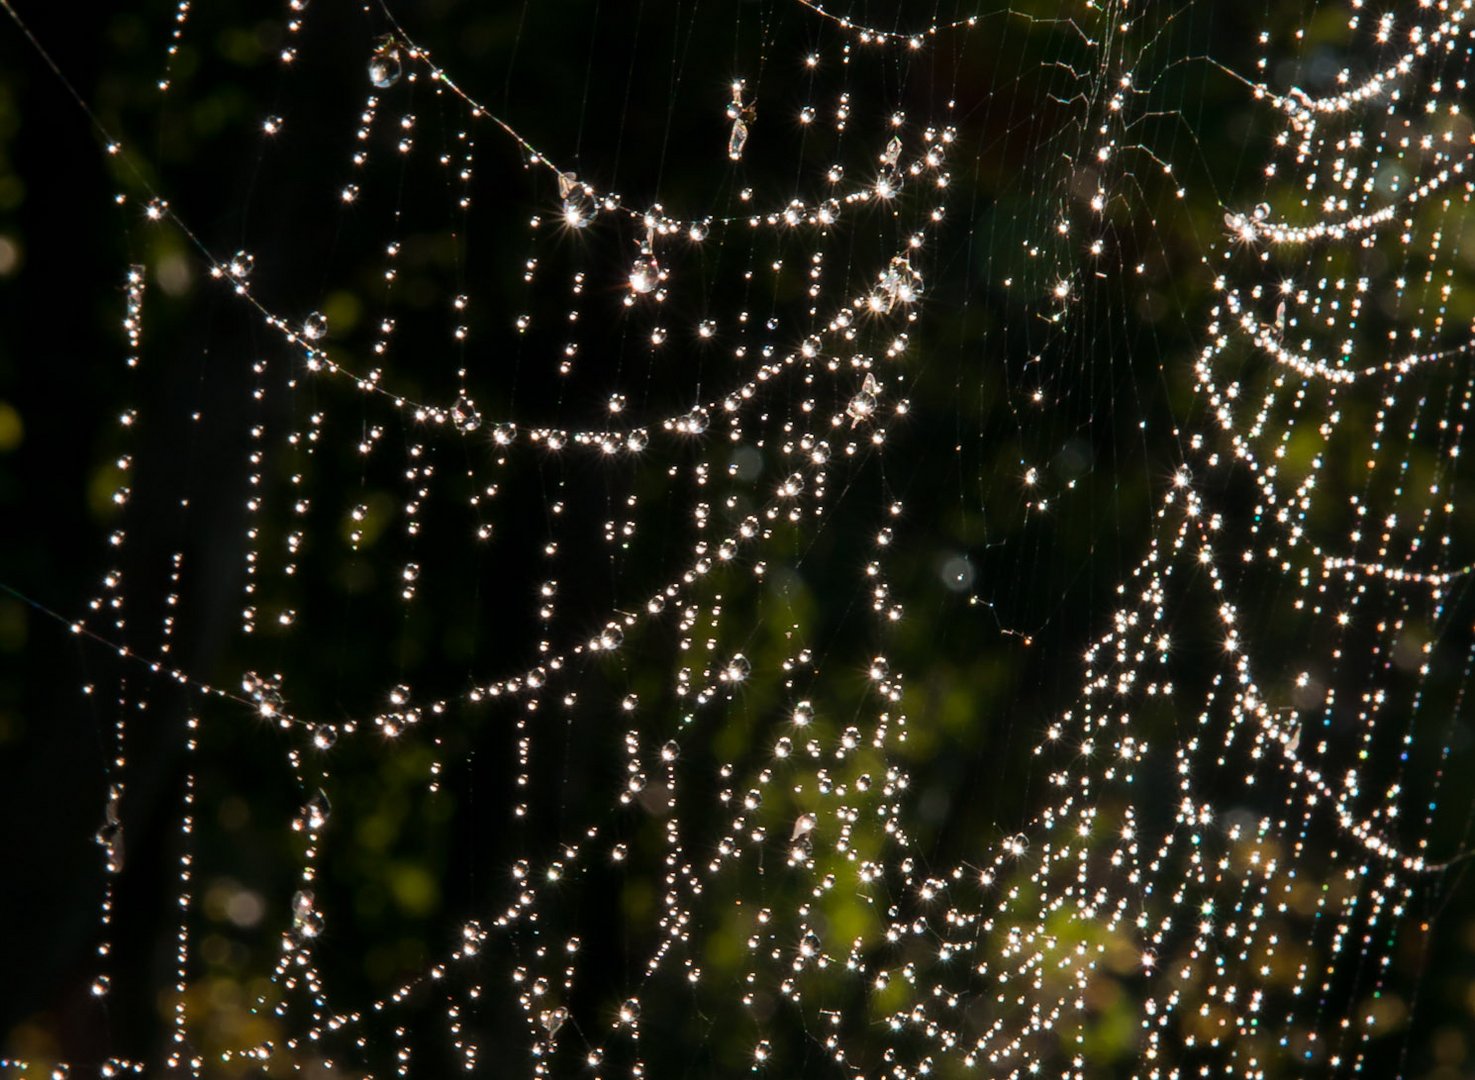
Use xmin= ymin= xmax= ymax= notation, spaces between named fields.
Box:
xmin=629 ymin=253 xmax=659 ymax=295
xmin=791 ymin=812 xmax=817 ymax=840
xmin=728 ymin=118 xmax=749 ymax=161
xmin=302 ymin=311 xmax=327 ymax=341
xmin=882 ymin=134 xmax=903 ymax=167
xmin=368 ymin=37 xmax=402 ymax=89
xmin=557 ymin=171 xmax=579 ymax=199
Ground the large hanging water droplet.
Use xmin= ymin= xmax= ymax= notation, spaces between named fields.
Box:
xmin=791 ymin=812 xmax=817 ymax=840
xmin=368 ymin=36 xmax=402 ymax=89
xmin=882 ymin=134 xmax=903 ymax=167
xmin=728 ymin=118 xmax=750 ymax=161
xmin=302 ymin=311 xmax=327 ymax=341
xmin=311 ymin=724 xmax=338 ymax=751
xmin=451 ymin=394 xmax=482 ymax=433
xmin=227 ymin=251 xmax=254 ymax=280
xmin=540 ymin=1007 xmax=569 ymax=1037
xmin=678 ymin=406 xmax=709 ymax=435
xmin=304 ymin=789 xmax=331 ymax=831
xmin=629 ymin=252 xmax=659 ymax=295
xmin=292 ymin=889 xmax=324 ymax=939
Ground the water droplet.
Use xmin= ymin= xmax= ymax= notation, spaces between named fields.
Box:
xmin=292 ymin=890 xmax=324 ymax=939
xmin=882 ymin=134 xmax=903 ymax=167
xmin=868 ymin=656 xmax=890 ymax=680
xmin=679 ymin=407 xmax=709 ymax=435
xmin=800 ymin=105 xmax=816 ymax=124
xmin=451 ymin=395 xmax=482 ymax=433
xmin=540 ymin=1007 xmax=569 ymax=1036
xmin=311 ymin=724 xmax=338 ymax=750
xmin=562 ymin=189 xmax=593 ymax=228
xmin=1252 ymin=201 xmax=1271 ymax=221
xmin=618 ymin=998 xmax=641 ymax=1025
xmin=724 ymin=654 xmax=751 ymax=682
xmin=629 ymin=252 xmax=660 ymax=295
xmin=368 ymin=36 xmax=402 ymax=89
xmin=461 ymin=920 xmax=486 ymax=957
xmin=493 ymin=422 xmax=517 ymax=446
xmin=302 ymin=311 xmax=327 ymax=340
xmin=791 ymin=813 xmax=817 ymax=839
xmin=660 ymin=740 xmax=680 ymax=763
xmin=91 ymin=975 xmax=111 ymax=997
xmin=227 ymin=251 xmax=254 ymax=280
xmin=304 ymin=789 xmax=331 ymax=831
xmin=847 ymin=387 xmax=877 ymax=424
xmin=792 ymin=701 xmax=814 ymax=726
xmin=728 ymin=118 xmax=749 ymax=161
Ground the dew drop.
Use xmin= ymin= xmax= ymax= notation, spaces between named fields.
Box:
xmin=629 ymin=252 xmax=660 ymax=295
xmin=368 ymin=36 xmax=402 ymax=89
xmin=451 ymin=395 xmax=482 ymax=433
xmin=302 ymin=311 xmax=327 ymax=341
xmin=540 ymin=1006 xmax=569 ymax=1036
xmin=728 ymin=118 xmax=750 ymax=161
xmin=292 ymin=889 xmax=324 ymax=939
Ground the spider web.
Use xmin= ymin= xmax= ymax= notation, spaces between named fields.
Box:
xmin=2 ymin=0 xmax=1475 ymax=1076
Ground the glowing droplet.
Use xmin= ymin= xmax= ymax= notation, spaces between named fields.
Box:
xmin=728 ymin=118 xmax=749 ymax=161
xmin=882 ymin=134 xmax=903 ymax=167
xmin=368 ymin=36 xmax=402 ymax=89
xmin=292 ymin=889 xmax=324 ymax=939
xmin=302 ymin=311 xmax=327 ymax=340
xmin=304 ymin=788 xmax=331 ymax=831
xmin=629 ymin=252 xmax=659 ymax=295
xmin=660 ymin=740 xmax=680 ymax=763
xmin=540 ymin=1007 xmax=569 ymax=1037
xmin=451 ymin=395 xmax=482 ymax=433
xmin=311 ymin=724 xmax=338 ymax=750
